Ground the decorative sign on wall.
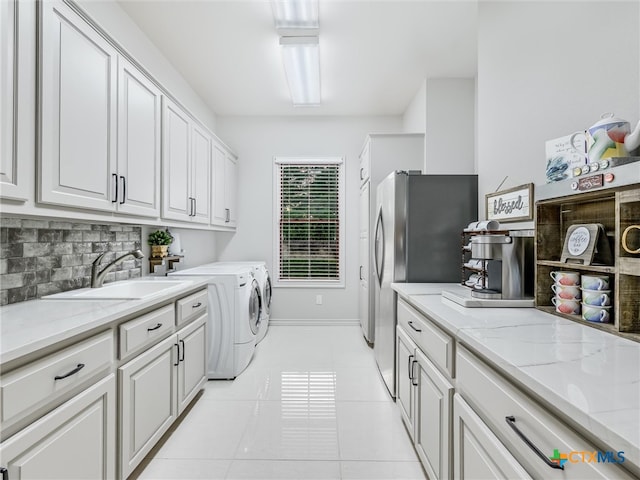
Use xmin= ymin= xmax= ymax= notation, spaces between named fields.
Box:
xmin=485 ymin=183 xmax=533 ymax=223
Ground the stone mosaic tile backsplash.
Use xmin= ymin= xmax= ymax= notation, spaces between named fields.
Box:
xmin=0 ymin=218 xmax=142 ymax=306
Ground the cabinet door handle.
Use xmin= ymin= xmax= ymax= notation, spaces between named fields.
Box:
xmin=174 ymin=343 xmax=180 ymax=366
xmin=225 ymin=208 xmax=230 ymax=223
xmin=360 ymin=167 xmax=364 ymax=180
xmin=411 ymin=359 xmax=418 ymax=386
xmin=1 ymin=466 xmax=8 ymax=480
xmin=408 ymin=321 xmax=422 ymax=333
xmin=192 ymin=302 xmax=202 ymax=308
xmin=112 ymin=173 xmax=118 ymax=203
xmin=359 ymin=266 xmax=363 ymax=280
xmin=408 ymin=354 xmax=414 ymax=381
xmin=147 ymin=322 xmax=162 ymax=332
xmin=505 ymin=416 xmax=564 ymax=470
xmin=179 ymin=339 xmax=185 ymax=362
xmin=54 ymin=363 xmax=85 ymax=381
xmin=119 ymin=176 xmax=126 ymax=204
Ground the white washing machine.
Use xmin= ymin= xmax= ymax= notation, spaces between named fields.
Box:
xmin=169 ymin=265 xmax=260 ymax=379
xmin=198 ymin=261 xmax=271 ymax=344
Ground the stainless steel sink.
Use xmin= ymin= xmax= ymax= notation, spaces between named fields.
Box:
xmin=43 ymin=280 xmax=187 ymax=300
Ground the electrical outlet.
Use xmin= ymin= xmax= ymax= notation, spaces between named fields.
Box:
xmin=316 ymin=294 xmax=323 ymax=305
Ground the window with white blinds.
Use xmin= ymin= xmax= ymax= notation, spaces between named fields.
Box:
xmin=274 ymin=158 xmax=344 ymax=287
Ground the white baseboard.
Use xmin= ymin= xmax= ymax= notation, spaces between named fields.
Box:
xmin=269 ymin=318 xmax=360 ymax=326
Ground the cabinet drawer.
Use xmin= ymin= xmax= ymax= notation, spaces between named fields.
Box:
xmin=398 ymin=298 xmax=454 ymax=378
xmin=456 ymin=346 xmax=634 ymax=479
xmin=119 ymin=304 xmax=174 ymax=358
xmin=1 ymin=331 xmax=113 ymax=427
xmin=176 ymin=289 xmax=208 ymax=327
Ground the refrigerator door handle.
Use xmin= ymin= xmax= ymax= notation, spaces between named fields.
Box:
xmin=374 ymin=207 xmax=385 ymax=287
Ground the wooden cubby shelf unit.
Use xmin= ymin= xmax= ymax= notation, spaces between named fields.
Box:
xmin=535 ymin=185 xmax=640 ymax=342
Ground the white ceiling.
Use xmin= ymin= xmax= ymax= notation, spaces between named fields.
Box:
xmin=118 ymin=0 xmax=478 ymax=117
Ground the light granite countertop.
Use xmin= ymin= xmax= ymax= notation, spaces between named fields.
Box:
xmin=0 ymin=276 xmax=212 ymax=366
xmin=392 ymin=282 xmax=640 ymax=472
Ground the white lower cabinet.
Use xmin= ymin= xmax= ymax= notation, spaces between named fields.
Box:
xmin=396 ymin=297 xmax=638 ymax=480
xmin=456 ymin=346 xmax=635 ymax=480
xmin=176 ymin=315 xmax=207 ymax=414
xmin=396 ymin=326 xmax=415 ymax=437
xmin=0 ymin=374 xmax=116 ymax=480
xmin=358 ymin=234 xmax=370 ymax=342
xmin=119 ymin=314 xmax=207 ymax=478
xmin=414 ymin=348 xmax=453 ymax=480
xmin=453 ymin=393 xmax=531 ymax=480
xmin=396 ymin=325 xmax=453 ymax=479
xmin=119 ymin=334 xmax=177 ymax=479
xmin=0 ymin=290 xmax=208 ymax=480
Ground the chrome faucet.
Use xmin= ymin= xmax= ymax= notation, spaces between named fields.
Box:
xmin=91 ymin=249 xmax=144 ymax=288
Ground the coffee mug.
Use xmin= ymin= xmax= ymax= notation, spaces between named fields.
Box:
xmin=550 ymin=271 xmax=580 ymax=286
xmin=551 ymin=284 xmax=581 ymax=300
xmin=581 ymin=274 xmax=610 ymax=291
xmin=622 ymin=225 xmax=640 ymax=254
xmin=465 ymin=273 xmax=483 ymax=287
xmin=582 ymin=304 xmax=611 ymax=323
xmin=582 ymin=289 xmax=611 ymax=307
xmin=464 ymin=259 xmax=482 ymax=269
xmin=465 ymin=221 xmax=479 ymax=232
xmin=551 ymin=297 xmax=581 ymax=315
xmin=476 ymin=220 xmax=500 ymax=231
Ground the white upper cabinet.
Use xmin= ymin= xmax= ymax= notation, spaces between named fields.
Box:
xmin=226 ymin=153 xmax=238 ymax=226
xmin=117 ymin=57 xmax=161 ymax=217
xmin=0 ymin=0 xmax=29 ymax=201
xmin=39 ymin=0 xmax=117 ymax=211
xmin=190 ymin=123 xmax=211 ymax=223
xmin=162 ymin=97 xmax=212 ymax=224
xmin=23 ymin=0 xmax=237 ymax=228
xmin=211 ymin=142 xmax=237 ymax=228
xmin=39 ymin=1 xmax=163 ymax=217
xmin=162 ymin=97 xmax=191 ymax=221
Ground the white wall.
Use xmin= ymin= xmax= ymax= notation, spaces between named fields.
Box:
xmin=425 ymin=78 xmax=475 ymax=175
xmin=215 ymin=116 xmax=403 ymax=322
xmin=477 ymin=1 xmax=640 ymax=223
xmin=402 ymin=78 xmax=476 ymax=175
xmin=402 ymin=80 xmax=427 ymax=134
xmin=141 ymin=226 xmax=217 ymax=275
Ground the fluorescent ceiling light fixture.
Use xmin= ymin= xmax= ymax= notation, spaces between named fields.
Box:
xmin=279 ymin=36 xmax=320 ymax=106
xmin=272 ymin=0 xmax=318 ymax=29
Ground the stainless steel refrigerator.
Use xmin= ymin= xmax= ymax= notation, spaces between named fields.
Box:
xmin=373 ymin=171 xmax=477 ymax=397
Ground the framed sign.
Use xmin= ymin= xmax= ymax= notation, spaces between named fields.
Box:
xmin=485 ymin=183 xmax=533 ymax=223
xmin=560 ymin=223 xmax=613 ymax=266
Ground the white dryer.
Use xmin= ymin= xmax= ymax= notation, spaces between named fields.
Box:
xmin=170 ymin=265 xmax=260 ymax=379
xmin=199 ymin=261 xmax=271 ymax=344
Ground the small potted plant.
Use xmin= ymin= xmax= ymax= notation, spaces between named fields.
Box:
xmin=148 ymin=230 xmax=173 ymax=258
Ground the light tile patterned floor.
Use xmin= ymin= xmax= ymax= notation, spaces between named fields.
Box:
xmin=136 ymin=325 xmax=427 ymax=479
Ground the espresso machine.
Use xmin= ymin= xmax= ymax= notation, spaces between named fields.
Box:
xmin=443 ymin=230 xmax=535 ymax=307
xmin=470 ymin=230 xmax=534 ymax=300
